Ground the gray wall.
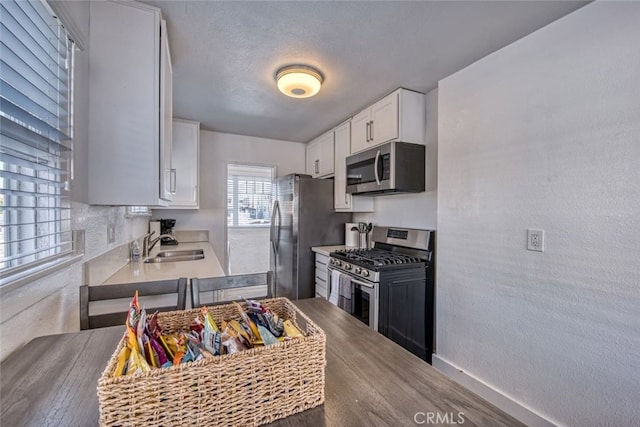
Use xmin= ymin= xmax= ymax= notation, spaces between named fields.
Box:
xmin=436 ymin=2 xmax=640 ymax=425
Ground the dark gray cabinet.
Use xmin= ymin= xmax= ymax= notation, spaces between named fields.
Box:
xmin=379 ymin=269 xmax=434 ymax=363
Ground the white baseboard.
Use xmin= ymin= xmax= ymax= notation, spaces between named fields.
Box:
xmin=432 ymin=355 xmax=557 ymax=427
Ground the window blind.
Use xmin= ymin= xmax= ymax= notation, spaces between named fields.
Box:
xmin=0 ymin=0 xmax=75 ymax=276
xmin=227 ymin=165 xmax=273 ymax=227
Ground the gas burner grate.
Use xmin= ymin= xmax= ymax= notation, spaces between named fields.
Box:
xmin=334 ymin=248 xmax=423 ymax=267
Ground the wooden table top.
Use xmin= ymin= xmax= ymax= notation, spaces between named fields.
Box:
xmin=0 ymin=298 xmax=522 ymax=426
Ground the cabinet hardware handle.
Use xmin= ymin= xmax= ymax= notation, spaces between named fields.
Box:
xmin=345 ymin=194 xmax=349 ymax=205
xmin=370 ymin=120 xmax=374 ymax=141
xmin=170 ymin=169 xmax=177 ymax=194
xmin=315 ymin=159 xmax=319 ymax=174
xmin=366 ymin=121 xmax=370 ymax=142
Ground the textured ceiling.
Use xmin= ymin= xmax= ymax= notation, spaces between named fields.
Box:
xmin=142 ymin=1 xmax=588 ymax=143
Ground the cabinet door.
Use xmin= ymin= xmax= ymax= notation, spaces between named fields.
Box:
xmin=350 ymin=109 xmax=371 ymax=154
xmin=317 ymin=131 xmax=334 ymax=176
xmin=88 ymin=1 xmax=168 ymax=205
xmin=167 ymin=120 xmax=199 ymax=208
xmin=306 ymin=140 xmax=320 ymax=177
xmin=371 ymin=92 xmax=399 ymax=145
xmin=333 ymin=121 xmax=351 ymax=210
xmin=159 ymin=19 xmax=173 ymax=202
xmin=379 ymin=278 xmax=427 ymax=360
xmin=315 ymin=253 xmax=329 ymax=299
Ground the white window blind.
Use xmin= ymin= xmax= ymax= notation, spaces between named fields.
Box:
xmin=227 ymin=165 xmax=273 ymax=227
xmin=0 ymin=0 xmax=75 ymax=278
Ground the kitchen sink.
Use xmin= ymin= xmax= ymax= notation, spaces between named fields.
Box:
xmin=144 ymin=249 xmax=205 ymax=263
xmin=156 ymin=249 xmax=204 ymax=258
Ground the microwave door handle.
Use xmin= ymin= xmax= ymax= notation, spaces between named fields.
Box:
xmin=374 ymin=150 xmax=381 ymax=186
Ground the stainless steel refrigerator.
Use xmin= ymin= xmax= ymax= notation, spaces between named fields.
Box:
xmin=270 ymin=174 xmax=352 ymax=299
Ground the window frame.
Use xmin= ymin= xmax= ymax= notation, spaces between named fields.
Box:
xmin=226 ymin=164 xmax=275 ymax=228
xmin=0 ymin=0 xmax=83 ymax=290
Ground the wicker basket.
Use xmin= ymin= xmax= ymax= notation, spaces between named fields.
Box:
xmin=97 ymin=297 xmax=326 ymax=426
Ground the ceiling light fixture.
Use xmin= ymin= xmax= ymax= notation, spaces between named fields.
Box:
xmin=276 ymin=65 xmax=323 ymax=98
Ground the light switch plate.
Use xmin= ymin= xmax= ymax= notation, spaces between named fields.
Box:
xmin=527 ymin=229 xmax=544 ymax=252
xmin=107 ymin=223 xmax=116 ymax=244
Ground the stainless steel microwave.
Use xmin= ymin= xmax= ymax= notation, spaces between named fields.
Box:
xmin=346 ymin=141 xmax=425 ymax=195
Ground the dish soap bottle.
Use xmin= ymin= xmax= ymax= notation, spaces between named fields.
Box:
xmin=130 ymin=240 xmax=141 ymax=263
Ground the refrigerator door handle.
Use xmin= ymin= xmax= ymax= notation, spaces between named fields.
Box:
xmin=270 ymin=200 xmax=279 ymax=254
xmin=274 ymin=202 xmax=281 ymax=252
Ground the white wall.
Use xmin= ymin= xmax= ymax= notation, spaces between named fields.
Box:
xmin=354 ymin=89 xmax=438 ymax=230
xmin=436 ymin=2 xmax=640 ymax=426
xmin=0 ymin=1 xmax=148 ymax=362
xmin=155 ymin=130 xmax=305 ymax=272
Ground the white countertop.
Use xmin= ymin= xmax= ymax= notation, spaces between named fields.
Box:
xmin=102 ymin=242 xmax=225 ymax=285
xmin=312 ymin=245 xmax=355 ymax=257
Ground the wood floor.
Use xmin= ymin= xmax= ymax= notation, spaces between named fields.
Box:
xmin=0 ymin=298 xmax=523 ymax=426
xmin=267 ymin=298 xmax=524 ymax=426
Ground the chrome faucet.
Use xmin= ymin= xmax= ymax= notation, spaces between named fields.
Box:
xmin=142 ymin=231 xmax=176 ymax=257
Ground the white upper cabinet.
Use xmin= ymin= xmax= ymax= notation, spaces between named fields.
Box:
xmin=156 ymin=119 xmax=200 ymax=209
xmin=350 ymin=110 xmax=371 ymax=155
xmin=306 ymin=130 xmax=334 ymax=178
xmin=306 ymin=141 xmax=320 ymax=177
xmin=160 ymin=19 xmax=173 ymax=202
xmin=333 ymin=120 xmax=373 ymax=212
xmin=370 ymin=93 xmax=399 ymax=144
xmin=88 ymin=1 xmax=173 ymax=206
xmin=350 ymin=88 xmax=425 ymax=155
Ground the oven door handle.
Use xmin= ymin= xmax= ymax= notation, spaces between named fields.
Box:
xmin=328 ymin=266 xmax=375 ymax=289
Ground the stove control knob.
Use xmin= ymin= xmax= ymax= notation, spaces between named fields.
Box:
xmin=345 ymin=264 xmax=352 ymax=270
xmin=354 ymin=267 xmax=362 ymax=274
xmin=362 ymin=270 xmax=370 ymax=277
xmin=329 ymin=259 xmax=334 ymax=265
xmin=336 ymin=260 xmax=342 ymax=267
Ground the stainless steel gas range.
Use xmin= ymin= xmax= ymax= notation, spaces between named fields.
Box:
xmin=328 ymin=226 xmax=435 ymax=362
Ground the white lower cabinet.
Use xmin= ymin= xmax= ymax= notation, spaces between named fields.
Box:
xmin=333 ymin=120 xmax=374 ymax=212
xmin=156 ymin=119 xmax=200 ymax=209
xmin=315 ymin=253 xmax=329 ymax=299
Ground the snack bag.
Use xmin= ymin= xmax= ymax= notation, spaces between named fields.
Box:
xmin=201 ymin=306 xmax=220 ymax=332
xmin=200 ymin=307 xmax=222 ymax=355
xmin=125 ymin=291 xmax=141 ymax=354
xmin=257 ymin=324 xmax=278 ymax=345
xmin=149 ymin=335 xmax=170 ymax=367
xmin=283 ymin=319 xmax=304 ymax=338
xmin=126 ymin=344 xmax=151 ymax=375
xmin=137 ymin=308 xmax=147 ymax=359
xmin=113 ymin=346 xmax=131 ymax=377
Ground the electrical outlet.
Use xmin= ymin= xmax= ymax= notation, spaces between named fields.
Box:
xmin=527 ymin=229 xmax=544 ymax=252
xmin=107 ymin=223 xmax=116 ymax=244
